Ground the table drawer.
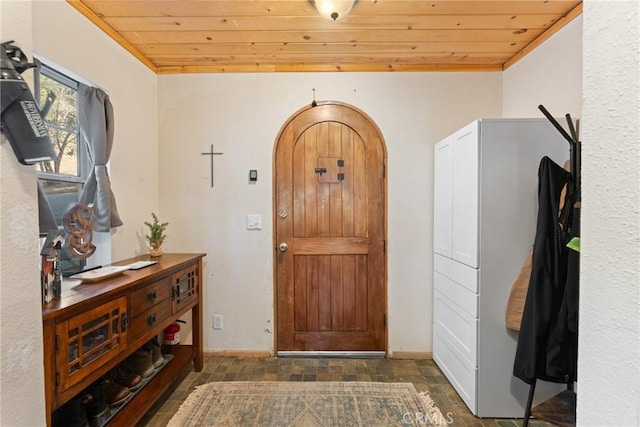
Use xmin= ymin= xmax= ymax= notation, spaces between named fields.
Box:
xmin=130 ymin=277 xmax=171 ymax=317
xmin=129 ymin=299 xmax=170 ymax=343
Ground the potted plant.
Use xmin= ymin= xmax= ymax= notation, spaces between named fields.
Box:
xmin=144 ymin=213 xmax=168 ymax=256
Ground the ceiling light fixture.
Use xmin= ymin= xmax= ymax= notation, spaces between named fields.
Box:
xmin=312 ymin=0 xmax=356 ymax=21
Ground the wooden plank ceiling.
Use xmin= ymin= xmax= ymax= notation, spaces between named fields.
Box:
xmin=67 ymin=0 xmax=582 ymax=74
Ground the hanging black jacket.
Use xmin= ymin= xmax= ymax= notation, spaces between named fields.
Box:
xmin=513 ymin=156 xmax=578 ymax=384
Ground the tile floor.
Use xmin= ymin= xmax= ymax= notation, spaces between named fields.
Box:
xmin=138 ymin=356 xmax=557 ymax=427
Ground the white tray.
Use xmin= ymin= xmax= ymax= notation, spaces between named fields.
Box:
xmin=69 ymin=266 xmax=129 ymax=283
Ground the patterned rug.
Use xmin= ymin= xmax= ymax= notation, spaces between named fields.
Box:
xmin=168 ymin=381 xmax=448 ymax=426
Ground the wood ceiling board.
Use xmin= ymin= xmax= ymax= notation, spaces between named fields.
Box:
xmin=66 ymin=0 xmax=583 ymax=73
xmin=81 ymin=1 xmax=581 ymax=18
xmin=103 ymin=14 xmax=560 ymax=32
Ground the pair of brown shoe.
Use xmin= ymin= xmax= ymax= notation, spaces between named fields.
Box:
xmin=102 ymin=356 xmax=147 ymax=407
xmin=121 ymin=338 xmax=165 ymax=380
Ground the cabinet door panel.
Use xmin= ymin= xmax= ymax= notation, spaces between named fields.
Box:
xmin=55 ymin=297 xmax=128 ymax=393
xmin=434 ymin=137 xmax=453 ymax=258
xmin=171 ymin=264 xmax=199 ymax=314
xmin=452 ymin=123 xmax=479 ymax=268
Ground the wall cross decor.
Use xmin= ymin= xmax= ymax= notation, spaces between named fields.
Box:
xmin=201 ymin=144 xmax=223 ymax=187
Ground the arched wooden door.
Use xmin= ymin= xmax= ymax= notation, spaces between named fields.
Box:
xmin=274 ymin=101 xmax=387 ymax=353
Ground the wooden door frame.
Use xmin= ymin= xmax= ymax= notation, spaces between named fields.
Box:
xmin=272 ymin=100 xmax=388 ymax=355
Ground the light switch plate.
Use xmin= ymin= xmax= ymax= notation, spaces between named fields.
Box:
xmin=246 ymin=214 xmax=262 ymax=230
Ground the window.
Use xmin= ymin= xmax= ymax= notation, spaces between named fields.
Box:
xmin=36 ymin=64 xmax=89 ymax=274
xmin=36 ymin=65 xmax=89 ymax=223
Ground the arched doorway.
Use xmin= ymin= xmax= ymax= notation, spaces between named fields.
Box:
xmin=273 ymin=101 xmax=387 ymax=355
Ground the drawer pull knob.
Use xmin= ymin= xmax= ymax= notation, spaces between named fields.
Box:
xmin=147 ymin=291 xmax=157 ymax=302
xmin=147 ymin=314 xmax=156 ymax=325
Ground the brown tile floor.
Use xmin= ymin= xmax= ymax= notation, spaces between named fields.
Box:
xmin=138 ymin=356 xmax=559 ymax=427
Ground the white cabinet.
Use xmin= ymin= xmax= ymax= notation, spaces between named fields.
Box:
xmin=433 ymin=119 xmax=567 ymax=417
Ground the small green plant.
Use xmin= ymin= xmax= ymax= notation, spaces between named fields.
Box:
xmin=144 ymin=213 xmax=168 ymax=249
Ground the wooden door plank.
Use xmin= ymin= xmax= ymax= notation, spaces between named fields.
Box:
xmin=293 ymin=256 xmax=307 ymax=331
xmin=316 ymin=123 xmax=331 ymax=237
xmin=355 ymin=255 xmax=368 ymax=331
xmin=293 ymin=133 xmax=306 ymax=238
xmin=328 ymin=122 xmax=343 ymax=237
xmin=353 ymin=134 xmax=367 ymax=238
xmin=306 ymin=255 xmax=320 ymax=331
xmin=341 ymin=129 xmax=355 ymax=237
xmin=330 ymin=255 xmax=344 ymax=330
xmin=303 ymin=131 xmax=318 ymax=237
xmin=276 ymin=124 xmax=295 ymax=350
xmin=318 ymin=255 xmax=332 ymax=331
xmin=342 ymin=255 xmax=356 ymax=331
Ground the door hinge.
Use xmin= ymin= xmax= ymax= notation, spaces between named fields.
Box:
xmin=55 ymin=334 xmax=60 ymax=353
xmin=55 ymin=372 xmax=59 ymax=387
xmin=383 ymin=240 xmax=386 ymax=253
xmin=383 ymin=313 xmax=387 ymax=327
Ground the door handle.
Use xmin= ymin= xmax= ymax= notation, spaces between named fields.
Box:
xmin=278 ymin=243 xmax=288 ymax=252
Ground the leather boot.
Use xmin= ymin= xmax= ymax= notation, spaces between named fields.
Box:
xmin=107 ymin=364 xmax=142 ymax=391
xmin=122 ymin=346 xmax=155 ymax=378
xmin=102 ymin=377 xmax=131 ymax=407
xmin=148 ymin=338 xmax=165 ymax=368
xmin=85 ymin=382 xmax=110 ymax=425
xmin=52 ymin=392 xmax=90 ymax=427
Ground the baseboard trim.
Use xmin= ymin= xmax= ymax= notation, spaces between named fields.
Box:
xmin=277 ymin=351 xmax=385 ymax=358
xmin=204 ymin=350 xmax=272 ymax=358
xmin=389 ymin=351 xmax=433 ymax=360
xmin=203 ymin=350 xmax=433 ymax=360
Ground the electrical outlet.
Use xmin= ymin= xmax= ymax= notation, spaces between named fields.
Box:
xmin=213 ymin=314 xmax=223 ymax=330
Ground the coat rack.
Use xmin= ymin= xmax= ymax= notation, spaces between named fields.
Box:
xmin=521 ymin=105 xmax=581 ymax=427
xmin=538 ymin=105 xmax=581 ymax=203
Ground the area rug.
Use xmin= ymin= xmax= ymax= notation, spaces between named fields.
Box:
xmin=168 ymin=381 xmax=447 ymax=426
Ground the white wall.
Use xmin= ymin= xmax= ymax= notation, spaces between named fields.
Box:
xmin=579 ymin=1 xmax=639 ymax=425
xmin=503 ymin=4 xmax=640 ymax=423
xmin=158 ymin=73 xmax=502 ymax=354
xmin=0 ymin=2 xmax=47 ymax=426
xmin=503 ymin=16 xmax=583 ymax=119
xmin=32 ymin=0 xmax=159 ymax=262
xmin=0 ymin=0 xmax=157 ymax=423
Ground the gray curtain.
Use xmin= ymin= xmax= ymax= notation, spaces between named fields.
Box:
xmin=77 ymin=84 xmax=123 ymax=231
xmin=38 ymin=181 xmax=57 ymax=234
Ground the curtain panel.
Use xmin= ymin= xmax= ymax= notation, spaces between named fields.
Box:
xmin=78 ymin=85 xmax=122 ymax=231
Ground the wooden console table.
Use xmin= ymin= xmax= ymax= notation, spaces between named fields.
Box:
xmin=42 ymin=253 xmax=205 ymax=426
